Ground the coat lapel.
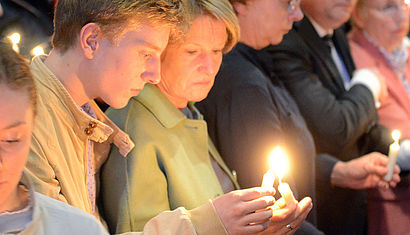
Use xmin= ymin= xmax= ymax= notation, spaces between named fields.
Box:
xmin=296 ymin=17 xmax=347 ymax=91
xmin=333 ymin=28 xmax=356 ymax=78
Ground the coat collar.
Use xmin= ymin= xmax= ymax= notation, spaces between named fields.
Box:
xmin=18 ymin=173 xmax=41 ymax=235
xmin=134 ymin=84 xmax=240 ymax=189
xmin=134 ymin=84 xmax=203 ymax=128
xmin=30 ymin=56 xmax=134 ymax=157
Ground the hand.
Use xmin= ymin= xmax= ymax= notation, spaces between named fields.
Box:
xmin=254 ymin=197 xmax=313 ymax=235
xmin=331 ymin=152 xmax=400 ymax=189
xmin=212 ymin=187 xmax=276 ymax=235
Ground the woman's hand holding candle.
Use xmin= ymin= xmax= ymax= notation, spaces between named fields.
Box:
xmin=258 ymin=147 xmax=312 ymax=234
xmin=212 ymin=187 xmax=276 ymax=235
xmin=254 ymin=197 xmax=313 ymax=235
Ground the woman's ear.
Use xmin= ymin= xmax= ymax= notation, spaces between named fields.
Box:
xmin=79 ymin=23 xmax=101 ymax=59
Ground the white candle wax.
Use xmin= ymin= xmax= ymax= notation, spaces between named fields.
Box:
xmin=261 ymin=169 xmax=275 ymax=188
xmin=384 ymin=141 xmax=400 ymax=181
xmin=278 ymin=182 xmax=296 ymax=205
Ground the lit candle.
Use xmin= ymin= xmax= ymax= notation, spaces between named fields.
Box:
xmin=31 ymin=45 xmax=45 ymax=57
xmin=261 ymin=169 xmax=275 ymax=188
xmin=7 ymin=32 xmax=21 ymax=53
xmin=261 ymin=147 xmax=296 ymax=205
xmin=384 ymin=130 xmax=401 ymax=181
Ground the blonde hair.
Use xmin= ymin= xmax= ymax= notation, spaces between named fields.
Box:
xmin=52 ymin=0 xmax=186 ymax=53
xmin=181 ymin=0 xmax=240 ymax=53
xmin=0 ymin=41 xmax=37 ymax=114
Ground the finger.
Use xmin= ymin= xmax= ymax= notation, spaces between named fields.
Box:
xmin=239 ymin=187 xmax=276 ymax=201
xmin=243 ymin=196 xmax=275 ymax=213
xmin=287 ymin=200 xmax=313 ymax=232
xmin=288 ymin=207 xmax=312 ymax=234
xmin=377 ymin=180 xmax=389 ymax=189
xmin=271 ymin=203 xmax=297 ymax=221
xmin=365 ymin=163 xmax=388 ymax=176
xmin=388 ymin=174 xmax=400 ymax=187
xmin=272 ymin=197 xmax=286 ymax=210
xmin=391 ymin=173 xmax=401 ymax=183
xmin=244 ymin=222 xmax=270 ymax=234
xmin=241 ymin=209 xmax=272 ymax=225
xmin=297 ymin=197 xmax=312 ymax=213
xmin=371 ymin=153 xmax=389 ymax=166
xmin=394 ymin=165 xmax=401 ymax=174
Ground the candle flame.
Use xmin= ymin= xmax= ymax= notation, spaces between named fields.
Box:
xmin=8 ymin=32 xmax=21 ymax=45
xmin=268 ymin=147 xmax=288 ymax=182
xmin=31 ymin=46 xmax=45 ymax=57
xmin=392 ymin=130 xmax=401 ymax=142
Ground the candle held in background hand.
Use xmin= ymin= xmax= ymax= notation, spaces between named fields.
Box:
xmin=384 ymin=130 xmax=401 ymax=181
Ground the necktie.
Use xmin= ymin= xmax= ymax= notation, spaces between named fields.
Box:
xmin=322 ymin=35 xmax=351 ymax=88
xmin=322 ymin=35 xmax=333 ymax=55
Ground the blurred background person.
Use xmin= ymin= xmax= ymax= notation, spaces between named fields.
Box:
xmin=0 ymin=0 xmax=54 ymax=58
xmin=0 ymin=40 xmax=107 ymax=235
xmin=264 ymin=0 xmax=403 ymax=233
xmin=349 ymin=0 xmax=410 ymax=170
xmin=102 ymin=0 xmax=312 ymax=234
xmin=198 ymin=0 xmax=400 ymax=234
xmin=197 ymin=0 xmax=323 ymax=233
xmin=349 ymin=0 xmax=410 ymax=234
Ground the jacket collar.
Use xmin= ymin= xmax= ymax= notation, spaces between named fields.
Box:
xmin=18 ymin=173 xmax=41 ymax=235
xmin=30 ymin=56 xmax=134 ymax=157
xmin=296 ymin=17 xmax=349 ymax=90
xmin=134 ymin=84 xmax=203 ymax=128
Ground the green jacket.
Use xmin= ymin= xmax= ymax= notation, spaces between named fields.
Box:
xmin=102 ymin=84 xmax=239 ymax=234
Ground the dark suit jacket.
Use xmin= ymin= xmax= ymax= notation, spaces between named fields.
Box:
xmin=197 ymin=42 xmax=322 ymax=233
xmin=264 ymin=17 xmax=392 ymax=235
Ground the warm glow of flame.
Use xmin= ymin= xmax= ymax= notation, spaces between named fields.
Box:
xmin=8 ymin=32 xmax=21 ymax=45
xmin=392 ymin=130 xmax=401 ymax=142
xmin=31 ymin=46 xmax=45 ymax=57
xmin=268 ymin=147 xmax=288 ymax=182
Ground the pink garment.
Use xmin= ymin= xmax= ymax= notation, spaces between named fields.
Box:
xmin=348 ymin=28 xmax=410 ymax=139
xmin=349 ymin=28 xmax=410 ymax=235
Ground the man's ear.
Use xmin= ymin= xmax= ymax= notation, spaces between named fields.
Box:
xmin=351 ymin=7 xmax=366 ymax=30
xmin=232 ymin=1 xmax=248 ymax=16
xmin=79 ymin=23 xmax=101 ymax=59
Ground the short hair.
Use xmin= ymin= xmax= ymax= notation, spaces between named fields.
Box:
xmin=52 ymin=0 xmax=186 ymax=53
xmin=0 ymin=41 xmax=37 ymax=114
xmin=182 ymin=0 xmax=240 ymax=53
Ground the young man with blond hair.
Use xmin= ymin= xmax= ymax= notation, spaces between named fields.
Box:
xmin=22 ymin=1 xmax=204 ymax=233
